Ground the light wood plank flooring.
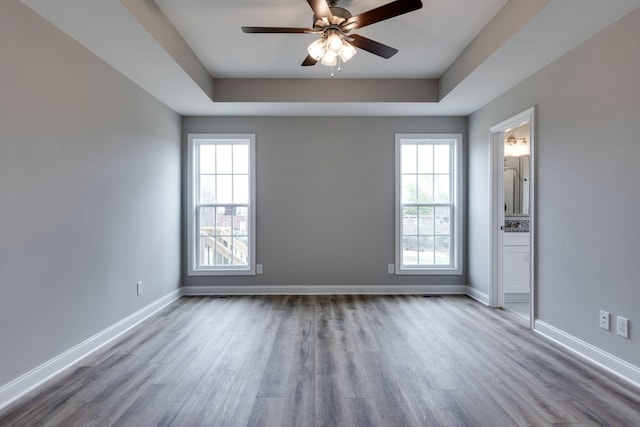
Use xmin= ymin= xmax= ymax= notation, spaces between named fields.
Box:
xmin=1 ymin=295 xmax=639 ymax=426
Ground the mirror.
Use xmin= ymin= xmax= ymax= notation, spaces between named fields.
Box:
xmin=504 ymin=123 xmax=530 ymax=216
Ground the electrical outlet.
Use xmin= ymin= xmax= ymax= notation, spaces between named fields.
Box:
xmin=617 ymin=316 xmax=629 ymax=338
xmin=256 ymin=264 xmax=263 ymax=275
xmin=600 ymin=310 xmax=609 ymax=330
xmin=388 ymin=264 xmax=395 ymax=274
xmin=137 ymin=281 xmax=143 ymax=296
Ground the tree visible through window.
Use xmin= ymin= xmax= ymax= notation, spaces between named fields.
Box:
xmin=188 ymin=134 xmax=255 ymax=275
xmin=396 ymin=134 xmax=462 ymax=274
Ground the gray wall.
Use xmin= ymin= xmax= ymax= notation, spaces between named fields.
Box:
xmin=0 ymin=1 xmax=181 ymax=386
xmin=468 ymin=8 xmax=640 ymax=365
xmin=182 ymin=116 xmax=467 ymax=288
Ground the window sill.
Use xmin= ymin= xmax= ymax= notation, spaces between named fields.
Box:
xmin=395 ymin=267 xmax=462 ymax=276
xmin=188 ymin=268 xmax=256 ymax=277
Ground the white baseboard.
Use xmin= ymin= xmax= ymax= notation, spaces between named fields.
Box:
xmin=182 ymin=284 xmax=468 ymax=296
xmin=465 ymin=286 xmax=490 ymax=305
xmin=534 ymin=320 xmax=640 ymax=389
xmin=0 ymin=289 xmax=181 ymax=411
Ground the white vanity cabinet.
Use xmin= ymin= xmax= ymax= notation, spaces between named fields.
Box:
xmin=503 ymin=232 xmax=530 ymax=296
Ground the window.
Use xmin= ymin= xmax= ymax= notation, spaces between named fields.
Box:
xmin=395 ymin=134 xmax=462 ymax=274
xmin=187 ymin=134 xmax=256 ymax=275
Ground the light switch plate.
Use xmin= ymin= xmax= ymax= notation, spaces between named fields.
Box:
xmin=600 ymin=310 xmax=609 ymax=330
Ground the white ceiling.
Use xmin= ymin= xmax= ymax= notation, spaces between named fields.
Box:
xmin=19 ymin=0 xmax=640 ymax=116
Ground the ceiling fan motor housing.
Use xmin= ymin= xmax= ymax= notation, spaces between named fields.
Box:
xmin=313 ymin=7 xmax=352 ymax=31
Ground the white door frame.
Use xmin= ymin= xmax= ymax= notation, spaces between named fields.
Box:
xmin=489 ymin=107 xmax=535 ymax=328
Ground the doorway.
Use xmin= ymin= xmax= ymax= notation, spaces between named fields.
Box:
xmin=489 ymin=108 xmax=535 ymax=327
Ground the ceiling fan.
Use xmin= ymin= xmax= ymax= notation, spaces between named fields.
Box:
xmin=241 ymin=0 xmax=423 ymax=68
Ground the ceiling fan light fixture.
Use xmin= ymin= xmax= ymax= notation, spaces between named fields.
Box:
xmin=339 ymin=42 xmax=356 ymax=62
xmin=320 ymin=51 xmax=338 ymax=66
xmin=307 ymin=38 xmax=326 ymax=60
xmin=326 ymin=32 xmax=343 ymax=52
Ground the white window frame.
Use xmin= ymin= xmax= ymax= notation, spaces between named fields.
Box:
xmin=395 ymin=133 xmax=463 ymax=275
xmin=187 ymin=134 xmax=256 ymax=276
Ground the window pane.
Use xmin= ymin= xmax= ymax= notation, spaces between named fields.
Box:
xmin=418 ymin=236 xmax=435 ymax=265
xmin=199 ymin=175 xmax=215 ymax=203
xmin=435 ymin=236 xmax=450 ymax=265
xmin=217 ymin=206 xmax=227 ymax=216
xmin=216 ymin=145 xmax=233 ymax=174
xmin=216 ymin=175 xmax=232 ymax=203
xmin=417 ymin=144 xmax=433 ymax=173
xmin=230 ymin=235 xmax=249 ymax=266
xmin=200 ymin=207 xmax=216 ymax=230
xmin=435 ymin=206 xmax=450 ymax=236
xmin=434 ymin=175 xmax=450 ymax=203
xmin=232 ymin=209 xmax=248 ymax=235
xmin=233 ymin=144 xmax=249 ymax=174
xmin=418 ymin=206 xmax=434 ymax=235
xmin=402 ymin=235 xmax=418 ymax=251
xmin=402 ymin=235 xmax=418 ymax=266
xmin=401 ymin=175 xmax=416 ymax=203
xmin=233 ymin=175 xmax=249 ymax=204
xmin=402 ymin=208 xmax=417 ymax=235
xmin=199 ymin=237 xmax=216 ymax=266
xmin=200 ymin=145 xmax=216 ymax=174
xmin=401 ymin=144 xmax=416 ymax=173
xmin=215 ymin=235 xmax=232 ymax=266
xmin=416 ymin=175 xmax=433 ymax=203
xmin=434 ymin=145 xmax=450 ymax=173
xmin=216 ymin=206 xmax=232 ymax=232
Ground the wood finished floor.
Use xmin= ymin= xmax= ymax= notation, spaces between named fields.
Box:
xmin=1 ymin=295 xmax=640 ymax=426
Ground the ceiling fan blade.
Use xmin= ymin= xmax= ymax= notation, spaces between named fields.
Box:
xmin=349 ymin=34 xmax=398 ymax=58
xmin=306 ymin=0 xmax=333 ymax=20
xmin=301 ymin=55 xmax=318 ymax=66
xmin=343 ymin=0 xmax=422 ymax=30
xmin=241 ymin=26 xmax=313 ymax=34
